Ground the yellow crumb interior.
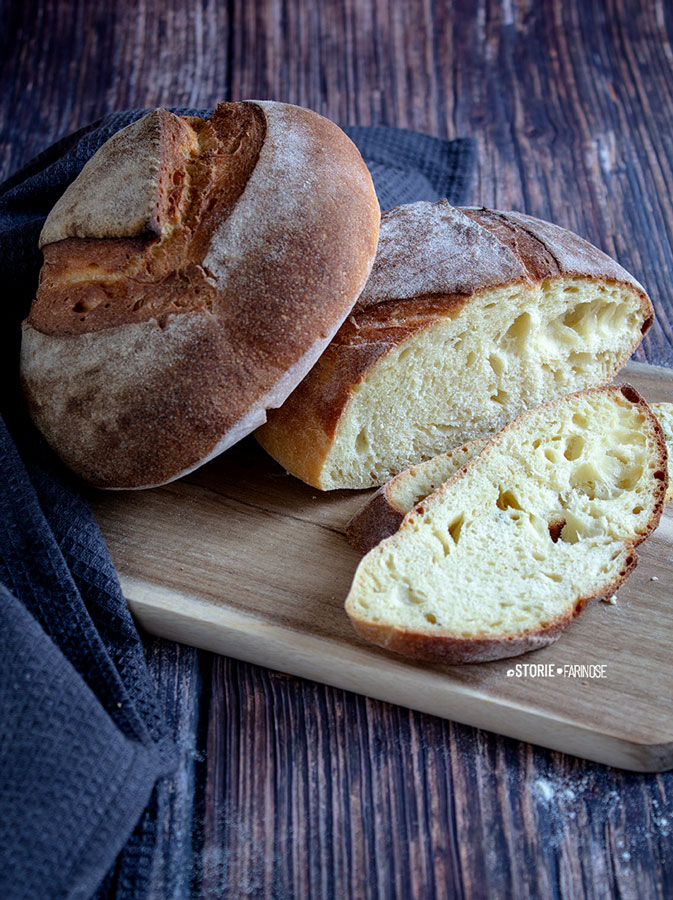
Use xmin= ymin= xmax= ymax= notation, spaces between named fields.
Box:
xmin=391 ymin=438 xmax=489 ymax=511
xmin=321 ymin=276 xmax=646 ymax=488
xmin=346 ymin=390 xmax=662 ymax=640
xmin=390 ymin=403 xmax=672 ymax=514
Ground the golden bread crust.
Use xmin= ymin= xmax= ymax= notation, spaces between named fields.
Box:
xmin=21 ymin=102 xmax=380 ymax=488
xmin=345 ymin=487 xmax=407 ymax=555
xmin=256 ymin=201 xmax=654 ymax=489
xmin=39 ymin=109 xmax=199 ymax=247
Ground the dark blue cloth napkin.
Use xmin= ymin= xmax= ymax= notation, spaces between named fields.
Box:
xmin=0 ymin=108 xmax=475 ymax=900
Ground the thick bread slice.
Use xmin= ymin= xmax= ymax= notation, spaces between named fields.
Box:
xmin=256 ymin=200 xmax=654 ymax=490
xmin=344 ymin=385 xmax=667 ymax=665
xmin=21 ymin=102 xmax=380 ymax=489
xmin=347 ymin=401 xmax=673 ymax=552
xmin=650 ymin=403 xmax=673 ymax=502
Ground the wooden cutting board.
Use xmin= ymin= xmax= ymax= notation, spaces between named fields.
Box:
xmin=89 ymin=361 xmax=673 ymax=772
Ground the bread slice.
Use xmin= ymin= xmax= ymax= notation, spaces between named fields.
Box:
xmin=344 ymin=385 xmax=667 ymax=665
xmin=347 ymin=401 xmax=673 ymax=552
xmin=650 ymin=403 xmax=673 ymax=502
xmin=256 ymin=200 xmax=654 ymax=490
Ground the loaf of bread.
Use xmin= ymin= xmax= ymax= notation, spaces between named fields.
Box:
xmin=347 ymin=400 xmax=673 ymax=552
xmin=256 ymin=200 xmax=654 ymax=490
xmin=21 ymin=102 xmax=380 ymax=488
xmin=345 ymin=385 xmax=667 ymax=665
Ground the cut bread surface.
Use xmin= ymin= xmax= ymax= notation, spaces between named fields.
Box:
xmin=346 ymin=437 xmax=488 ymax=553
xmin=256 ymin=201 xmax=653 ymax=490
xmin=650 ymin=403 xmax=673 ymax=502
xmin=347 ymin=401 xmax=673 ymax=552
xmin=345 ymin=386 xmax=667 ymax=665
xmin=319 ymin=276 xmax=648 ymax=488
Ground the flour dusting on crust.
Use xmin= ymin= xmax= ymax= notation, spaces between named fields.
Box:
xmin=358 ymin=200 xmax=529 ymax=307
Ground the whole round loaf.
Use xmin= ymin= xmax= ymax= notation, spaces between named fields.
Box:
xmin=21 ymin=101 xmax=380 ymax=488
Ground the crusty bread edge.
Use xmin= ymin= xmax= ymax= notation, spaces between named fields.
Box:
xmin=256 ymin=198 xmax=656 ymax=491
xmin=23 ymin=102 xmax=381 ymax=489
xmin=345 ymin=384 xmax=669 ymax=665
xmin=345 ymin=488 xmax=407 ymax=554
xmin=98 ymin=303 xmax=358 ymax=489
xmin=649 ymin=402 xmax=673 ymax=502
xmin=257 ymin=274 xmax=654 ymax=491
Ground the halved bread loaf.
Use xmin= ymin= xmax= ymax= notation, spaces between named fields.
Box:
xmin=21 ymin=102 xmax=380 ymax=488
xmin=345 ymin=385 xmax=667 ymax=665
xmin=256 ymin=200 xmax=654 ymax=489
xmin=347 ymin=401 xmax=673 ymax=552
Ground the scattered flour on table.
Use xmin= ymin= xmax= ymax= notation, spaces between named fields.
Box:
xmin=528 ymin=770 xmax=671 ymax=878
xmin=533 ymin=778 xmax=555 ymax=802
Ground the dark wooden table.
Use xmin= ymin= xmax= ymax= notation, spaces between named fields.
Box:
xmin=3 ymin=1 xmax=673 ymax=896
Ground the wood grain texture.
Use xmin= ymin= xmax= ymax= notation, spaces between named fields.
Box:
xmin=142 ymin=639 xmax=208 ymax=900
xmin=4 ymin=0 xmax=673 ymax=897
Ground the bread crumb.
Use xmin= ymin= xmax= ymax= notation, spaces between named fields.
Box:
xmin=650 ymin=575 xmax=659 ymax=582
xmin=601 ymin=594 xmax=618 ymax=605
